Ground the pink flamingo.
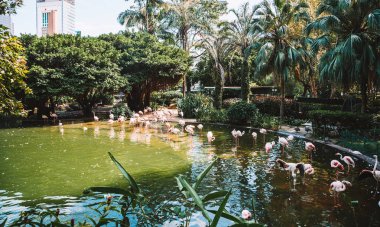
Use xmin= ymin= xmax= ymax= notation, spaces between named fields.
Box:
xmin=265 ymin=141 xmax=275 ymax=153
xmin=329 ymin=180 xmax=352 ymax=207
xmin=207 ymin=131 xmax=215 ymax=144
xmin=278 ymin=137 xmax=288 ymax=153
xmin=331 ymin=160 xmax=344 ymax=179
xmin=358 ymin=155 xmax=380 ymax=196
xmin=305 ymin=142 xmax=316 ymax=160
xmin=335 ymin=153 xmax=355 ymax=173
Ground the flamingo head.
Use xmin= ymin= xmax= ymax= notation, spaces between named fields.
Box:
xmin=241 ymin=210 xmax=252 ymax=220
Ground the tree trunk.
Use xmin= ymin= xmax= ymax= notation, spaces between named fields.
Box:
xmin=214 ymin=63 xmax=225 ymax=109
xmin=280 ymin=74 xmax=285 ymax=121
xmin=82 ymin=104 xmax=93 ymax=117
xmin=127 ymin=84 xmax=145 ymax=111
xmin=360 ymin=75 xmax=368 ymax=113
xmin=241 ymin=56 xmax=250 ymax=102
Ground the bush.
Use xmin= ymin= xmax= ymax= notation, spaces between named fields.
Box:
xmin=252 ymin=96 xmax=299 ymax=118
xmin=111 ymin=103 xmax=132 ymax=118
xmin=151 ymin=90 xmax=183 ymax=106
xmin=227 ymin=102 xmax=258 ymax=124
xmin=222 ymin=98 xmax=242 ymax=108
xmin=299 ymin=103 xmax=342 ymax=115
xmin=307 ymin=110 xmax=372 ymax=129
xmin=198 ymin=108 xmax=228 ymax=123
xmin=177 ymin=93 xmax=213 ymax=118
xmin=251 ymin=113 xmax=280 ymax=130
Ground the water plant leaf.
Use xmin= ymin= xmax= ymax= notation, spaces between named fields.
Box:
xmin=202 ymin=190 xmax=229 ymax=203
xmin=210 ymin=189 xmax=231 ymax=227
xmin=193 ymin=158 xmax=219 ymax=190
xmin=177 ymin=175 xmax=212 ymax=222
xmin=108 ymin=152 xmax=140 ymax=194
xmin=0 ymin=218 xmax=7 ymax=227
xmin=208 ymin=209 xmax=243 ymax=224
xmin=176 ymin=176 xmax=190 ymax=198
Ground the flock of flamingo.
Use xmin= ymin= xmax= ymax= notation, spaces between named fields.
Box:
xmin=58 ymin=108 xmax=380 ymax=214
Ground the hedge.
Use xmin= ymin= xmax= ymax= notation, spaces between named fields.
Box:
xmin=307 ymin=110 xmax=372 ymax=129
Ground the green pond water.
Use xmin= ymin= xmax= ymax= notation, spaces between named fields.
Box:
xmin=0 ymin=121 xmax=380 ymax=226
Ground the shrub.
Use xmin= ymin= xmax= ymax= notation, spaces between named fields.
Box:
xmin=227 ymin=102 xmax=258 ymax=124
xmin=111 ymin=103 xmax=132 ymax=118
xmin=151 ymin=90 xmax=183 ymax=106
xmin=307 ymin=110 xmax=372 ymax=129
xmin=198 ymin=108 xmax=228 ymax=123
xmin=252 ymin=96 xmax=299 ymax=118
xmin=251 ymin=113 xmax=280 ymax=130
xmin=177 ymin=93 xmax=213 ymax=118
xmin=222 ymin=98 xmax=242 ymax=108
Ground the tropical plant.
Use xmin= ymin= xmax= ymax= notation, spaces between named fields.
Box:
xmin=0 ymin=28 xmax=30 ymax=117
xmin=305 ymin=0 xmax=380 ymax=113
xmin=0 ymin=0 xmax=22 ymax=15
xmin=227 ymin=101 xmax=258 ymax=124
xmin=198 ymin=32 xmax=230 ymax=109
xmin=118 ymin=0 xmax=164 ymax=34
xmin=254 ymin=0 xmax=310 ymax=120
xmin=100 ymin=33 xmax=189 ymax=111
xmin=162 ymin=0 xmax=227 ymax=96
xmin=22 ymin=34 xmax=128 ymax=116
xmin=220 ymin=2 xmax=258 ymax=102
xmin=177 ymin=93 xmax=213 ymax=118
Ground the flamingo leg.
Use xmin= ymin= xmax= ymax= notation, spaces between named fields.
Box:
xmin=347 ymin=165 xmax=350 ymax=174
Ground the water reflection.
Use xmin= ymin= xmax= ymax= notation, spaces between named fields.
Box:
xmin=0 ymin=122 xmax=379 ymax=226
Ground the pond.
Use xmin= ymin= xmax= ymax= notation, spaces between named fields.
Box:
xmin=0 ymin=121 xmax=379 ymax=226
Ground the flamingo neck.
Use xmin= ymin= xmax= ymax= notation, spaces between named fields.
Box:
xmin=374 ymin=156 xmax=378 ymax=173
xmin=338 ymin=153 xmax=343 ymax=160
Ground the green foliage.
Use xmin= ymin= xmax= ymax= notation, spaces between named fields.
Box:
xmin=22 ymin=34 xmax=128 ymax=116
xmin=151 ymin=90 xmax=183 ymax=106
xmin=223 ymin=98 xmax=242 ymax=108
xmin=227 ymin=101 xmax=258 ymax=124
xmin=251 ymin=113 xmax=280 ymax=130
xmin=198 ymin=107 xmax=228 ymax=123
xmin=307 ymin=110 xmax=373 ymax=129
xmin=252 ymin=96 xmax=299 ymax=118
xmin=306 ymin=0 xmax=380 ymax=112
xmin=100 ymin=32 xmax=189 ymax=110
xmin=177 ymin=93 xmax=213 ymax=118
xmin=0 ymin=0 xmax=22 ymax=15
xmin=111 ymin=103 xmax=132 ymax=118
xmin=0 ymin=28 xmax=30 ymax=117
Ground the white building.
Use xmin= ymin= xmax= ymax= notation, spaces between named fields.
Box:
xmin=36 ymin=0 xmax=75 ymax=36
xmin=0 ymin=14 xmax=14 ymax=35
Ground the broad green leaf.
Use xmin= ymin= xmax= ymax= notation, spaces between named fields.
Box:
xmin=210 ymin=190 xmax=231 ymax=227
xmin=208 ymin=209 xmax=243 ymax=224
xmin=202 ymin=190 xmax=229 ymax=203
xmin=177 ymin=176 xmax=211 ymax=222
xmin=108 ymin=152 xmax=140 ymax=194
xmin=193 ymin=158 xmax=219 ymax=190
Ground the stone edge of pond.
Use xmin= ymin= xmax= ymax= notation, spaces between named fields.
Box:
xmin=174 ymin=119 xmax=379 ymax=171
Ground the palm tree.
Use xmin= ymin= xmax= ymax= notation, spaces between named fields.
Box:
xmin=306 ymin=0 xmax=380 ymax=113
xmin=162 ymin=0 xmax=227 ymax=96
xmin=118 ymin=0 xmax=164 ymax=34
xmin=220 ymin=2 xmax=257 ymax=102
xmin=198 ymin=32 xmax=230 ymax=109
xmin=254 ymin=0 xmax=310 ymax=120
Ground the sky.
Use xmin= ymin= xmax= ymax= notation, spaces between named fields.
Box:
xmin=12 ymin=0 xmax=260 ymax=36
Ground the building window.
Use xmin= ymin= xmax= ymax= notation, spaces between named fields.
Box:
xmin=42 ymin=12 xmax=49 ymax=27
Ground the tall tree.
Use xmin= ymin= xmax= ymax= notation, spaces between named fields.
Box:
xmin=118 ymin=0 xmax=164 ymax=34
xmin=306 ymin=0 xmax=380 ymax=112
xmin=100 ymin=33 xmax=189 ymax=111
xmin=23 ymin=35 xmax=127 ymax=116
xmin=0 ymin=0 xmax=30 ymax=116
xmin=254 ymin=0 xmax=310 ymax=120
xmin=162 ymin=0 xmax=227 ymax=96
xmin=198 ymin=32 xmax=229 ymax=109
xmin=221 ymin=2 xmax=257 ymax=102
